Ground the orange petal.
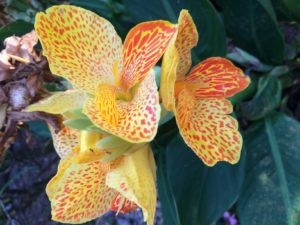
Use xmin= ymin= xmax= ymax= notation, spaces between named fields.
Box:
xmin=106 ymin=144 xmax=156 ymax=225
xmin=175 ymin=89 xmax=242 ymax=166
xmin=49 ymin=125 xmax=80 ymax=158
xmin=120 ymin=20 xmax=177 ymax=90
xmin=176 ymin=57 xmax=250 ymax=98
xmin=83 ymin=72 xmax=161 ymax=143
xmin=35 ymin=5 xmax=122 ymax=94
xmin=46 ymin=153 xmax=115 ymax=223
xmin=174 ymin=10 xmax=198 ymax=78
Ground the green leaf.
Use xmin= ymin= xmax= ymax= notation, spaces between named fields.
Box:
xmin=123 ymin=0 xmax=226 ymax=59
xmin=220 ymin=0 xmax=284 ymax=64
xmin=156 ymin=145 xmax=181 ymax=225
xmin=240 ymin=75 xmax=282 ymax=120
xmin=236 ymin=113 xmax=300 ymax=225
xmin=226 ymin=47 xmax=273 ymax=72
xmin=274 ymin=0 xmax=300 ymax=22
xmin=0 ymin=20 xmax=33 ymax=48
xmin=159 ymin=134 xmax=245 ymax=225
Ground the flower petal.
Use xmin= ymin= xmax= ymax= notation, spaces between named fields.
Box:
xmin=35 ymin=5 xmax=122 ymax=94
xmin=106 ymin=144 xmax=156 ymax=225
xmin=111 ymin=192 xmax=138 ymax=214
xmin=177 ymin=57 xmax=250 ymax=98
xmin=26 ymin=90 xmax=85 ymax=114
xmin=94 ymin=84 xmax=119 ymax=126
xmin=174 ymin=10 xmax=198 ymax=77
xmin=49 ymin=125 xmax=80 ymax=158
xmin=160 ymin=43 xmax=179 ymax=111
xmin=76 ymin=130 xmax=106 ymax=163
xmin=175 ymin=89 xmax=242 ymax=166
xmin=83 ymin=72 xmax=161 ymax=143
xmin=46 ymin=153 xmax=115 ymax=224
xmin=160 ymin=10 xmax=197 ymax=111
xmin=121 ymin=21 xmax=177 ymax=90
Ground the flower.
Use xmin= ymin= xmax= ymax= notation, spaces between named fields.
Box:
xmin=160 ymin=10 xmax=250 ymax=166
xmin=33 ymin=5 xmax=177 ymax=143
xmin=48 ymin=125 xmax=157 ymax=225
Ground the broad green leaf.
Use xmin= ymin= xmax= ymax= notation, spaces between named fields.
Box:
xmin=274 ymin=0 xmax=300 ymax=22
xmin=237 ymin=113 xmax=300 ymax=225
xmin=159 ymin=134 xmax=245 ymax=225
xmin=240 ymin=75 xmax=282 ymax=120
xmin=156 ymin=145 xmax=181 ymax=225
xmin=0 ymin=20 xmax=33 ymax=48
xmin=220 ymin=0 xmax=284 ymax=64
xmin=226 ymin=47 xmax=273 ymax=72
xmin=123 ymin=0 xmax=226 ymax=59
xmin=269 ymin=65 xmax=290 ymax=77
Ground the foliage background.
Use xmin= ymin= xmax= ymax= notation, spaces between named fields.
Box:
xmin=0 ymin=0 xmax=300 ymax=225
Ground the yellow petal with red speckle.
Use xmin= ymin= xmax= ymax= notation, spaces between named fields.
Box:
xmin=160 ymin=10 xmax=197 ymax=111
xmin=49 ymin=125 xmax=80 ymax=158
xmin=46 ymin=153 xmax=115 ymax=224
xmin=177 ymin=57 xmax=250 ymax=98
xmin=106 ymin=144 xmax=156 ymax=225
xmin=83 ymin=71 xmax=161 ymax=143
xmin=111 ymin=192 xmax=138 ymax=214
xmin=26 ymin=90 xmax=85 ymax=114
xmin=94 ymin=84 xmax=119 ymax=126
xmin=175 ymin=89 xmax=242 ymax=166
xmin=120 ymin=20 xmax=177 ymax=90
xmin=174 ymin=10 xmax=198 ymax=78
xmin=160 ymin=42 xmax=179 ymax=111
xmin=35 ymin=5 xmax=122 ymax=94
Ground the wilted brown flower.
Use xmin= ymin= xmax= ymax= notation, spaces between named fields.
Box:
xmin=0 ymin=30 xmax=62 ymax=156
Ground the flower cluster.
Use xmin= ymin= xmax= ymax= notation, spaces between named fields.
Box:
xmin=27 ymin=5 xmax=250 ymax=225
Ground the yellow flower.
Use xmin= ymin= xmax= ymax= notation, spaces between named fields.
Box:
xmin=32 ymin=5 xmax=177 ymax=143
xmin=160 ymin=10 xmax=250 ymax=166
xmin=47 ymin=125 xmax=157 ymax=225
xmin=26 ymin=5 xmax=179 ymax=224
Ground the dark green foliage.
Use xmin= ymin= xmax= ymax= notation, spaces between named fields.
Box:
xmin=156 ymin=134 xmax=245 ymax=225
xmin=240 ymin=75 xmax=282 ymax=120
xmin=219 ymin=0 xmax=285 ymax=64
xmin=237 ymin=114 xmax=300 ymax=225
xmin=0 ymin=21 xmax=33 ymax=48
